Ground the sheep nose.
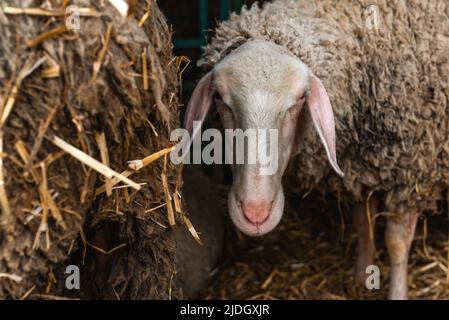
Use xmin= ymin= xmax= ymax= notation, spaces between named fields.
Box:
xmin=240 ymin=201 xmax=273 ymax=225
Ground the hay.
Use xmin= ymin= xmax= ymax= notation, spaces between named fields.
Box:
xmin=205 ymin=192 xmax=449 ymax=300
xmin=107 ymin=0 xmax=130 ymax=17
xmin=51 ymin=136 xmax=141 ymax=191
xmin=0 ymin=132 xmax=11 ymax=224
xmin=26 ymin=25 xmax=70 ymax=48
xmin=0 ymin=0 xmax=182 ymax=299
xmin=3 ymin=6 xmax=100 ymax=17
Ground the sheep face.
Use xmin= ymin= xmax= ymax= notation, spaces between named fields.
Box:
xmin=184 ymin=40 xmax=343 ymax=236
xmin=213 ymin=41 xmax=308 ymax=236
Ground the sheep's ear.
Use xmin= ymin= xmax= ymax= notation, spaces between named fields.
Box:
xmin=306 ymin=74 xmax=344 ymax=177
xmin=183 ymin=71 xmax=214 ymax=138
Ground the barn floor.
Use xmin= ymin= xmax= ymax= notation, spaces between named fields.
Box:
xmin=204 ymin=192 xmax=449 ymax=300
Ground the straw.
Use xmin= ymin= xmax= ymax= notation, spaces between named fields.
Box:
xmin=142 ymin=47 xmax=148 ymax=90
xmin=0 ymin=273 xmax=22 ymax=282
xmin=138 ymin=1 xmax=152 ymax=27
xmin=0 ymin=132 xmax=11 ymax=224
xmin=95 ymin=145 xmax=174 ymax=196
xmin=0 ymin=56 xmax=46 ymax=128
xmin=183 ymin=215 xmax=202 ymax=245
xmin=95 ymin=132 xmax=113 ymax=196
xmin=4 ymin=7 xmax=100 ymax=17
xmin=92 ymin=23 xmax=113 ymax=81
xmin=27 ymin=25 xmax=69 ymax=48
xmin=206 ymin=191 xmax=449 ymax=300
xmin=162 ymin=154 xmax=175 ymax=226
xmin=51 ymin=135 xmax=141 ymax=191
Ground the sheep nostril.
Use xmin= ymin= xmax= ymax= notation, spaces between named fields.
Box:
xmin=240 ymin=200 xmax=273 ymax=225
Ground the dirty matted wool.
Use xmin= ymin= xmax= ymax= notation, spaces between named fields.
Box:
xmin=200 ymin=0 xmax=449 ymax=215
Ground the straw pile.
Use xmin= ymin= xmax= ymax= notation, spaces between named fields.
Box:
xmin=205 ymin=191 xmax=449 ymax=300
xmin=0 ymin=0 xmax=184 ymax=299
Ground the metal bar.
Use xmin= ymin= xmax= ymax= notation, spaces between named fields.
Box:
xmin=220 ymin=0 xmax=231 ymax=20
xmin=182 ymin=81 xmax=197 ymax=91
xmin=235 ymin=0 xmax=244 ymax=12
xmin=173 ymin=38 xmax=203 ymax=48
xmin=199 ymin=0 xmax=208 ymax=46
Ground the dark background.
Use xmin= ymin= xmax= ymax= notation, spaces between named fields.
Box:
xmin=159 ymin=0 xmax=267 ymax=101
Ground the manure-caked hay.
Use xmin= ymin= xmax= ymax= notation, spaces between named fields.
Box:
xmin=0 ymin=0 xmax=183 ymax=299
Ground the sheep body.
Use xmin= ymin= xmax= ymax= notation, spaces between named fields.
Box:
xmin=200 ymin=0 xmax=449 ymax=215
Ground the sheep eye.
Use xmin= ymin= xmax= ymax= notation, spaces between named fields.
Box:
xmin=214 ymin=93 xmax=232 ymax=111
xmin=216 ymin=97 xmax=235 ymax=127
xmin=298 ymin=93 xmax=306 ymax=101
xmin=213 ymin=91 xmax=223 ymax=103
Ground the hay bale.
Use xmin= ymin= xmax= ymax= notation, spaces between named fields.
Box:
xmin=0 ymin=0 xmax=181 ymax=299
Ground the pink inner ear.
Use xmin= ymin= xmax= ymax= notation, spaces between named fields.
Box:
xmin=183 ymin=71 xmax=214 ymax=136
xmin=306 ymin=74 xmax=344 ymax=177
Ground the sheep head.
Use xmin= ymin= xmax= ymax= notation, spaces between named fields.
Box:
xmin=184 ymin=40 xmax=343 ymax=236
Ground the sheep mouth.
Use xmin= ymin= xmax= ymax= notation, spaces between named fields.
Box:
xmin=242 ymin=212 xmax=271 ymax=227
xmin=228 ymin=189 xmax=284 ymax=237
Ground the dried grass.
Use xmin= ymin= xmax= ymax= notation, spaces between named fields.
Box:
xmin=41 ymin=54 xmax=61 ymax=79
xmin=206 ymin=192 xmax=449 ymax=300
xmin=0 ymin=56 xmax=46 ymax=128
xmin=51 ymin=135 xmax=141 ymax=191
xmin=183 ymin=215 xmax=203 ymax=246
xmin=92 ymin=23 xmax=113 ymax=81
xmin=145 ymin=202 xmax=166 ymax=213
xmin=138 ymin=1 xmax=152 ymax=27
xmin=162 ymin=154 xmax=175 ymax=226
xmin=0 ymin=132 xmax=11 ymax=224
xmin=33 ymin=163 xmax=52 ymax=250
xmin=0 ymin=273 xmax=22 ymax=282
xmin=4 ymin=7 xmax=100 ymax=17
xmin=142 ymin=47 xmax=149 ymax=90
xmin=27 ymin=25 xmax=69 ymax=48
xmin=168 ymin=56 xmax=190 ymax=100
xmin=25 ymin=104 xmax=60 ymax=174
xmin=95 ymin=145 xmax=174 ymax=196
xmin=95 ymin=132 xmax=113 ymax=196
xmin=20 ymin=286 xmax=36 ymax=300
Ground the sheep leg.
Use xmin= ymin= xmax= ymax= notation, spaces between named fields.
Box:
xmin=354 ymin=196 xmax=377 ymax=284
xmin=385 ymin=209 xmax=418 ymax=300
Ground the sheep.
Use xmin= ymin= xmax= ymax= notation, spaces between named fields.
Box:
xmin=175 ymin=166 xmax=226 ymax=298
xmin=183 ymin=0 xmax=449 ymax=299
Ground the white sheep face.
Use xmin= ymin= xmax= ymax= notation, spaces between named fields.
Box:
xmin=212 ymin=40 xmax=310 ymax=236
xmin=184 ymin=39 xmax=342 ymax=236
